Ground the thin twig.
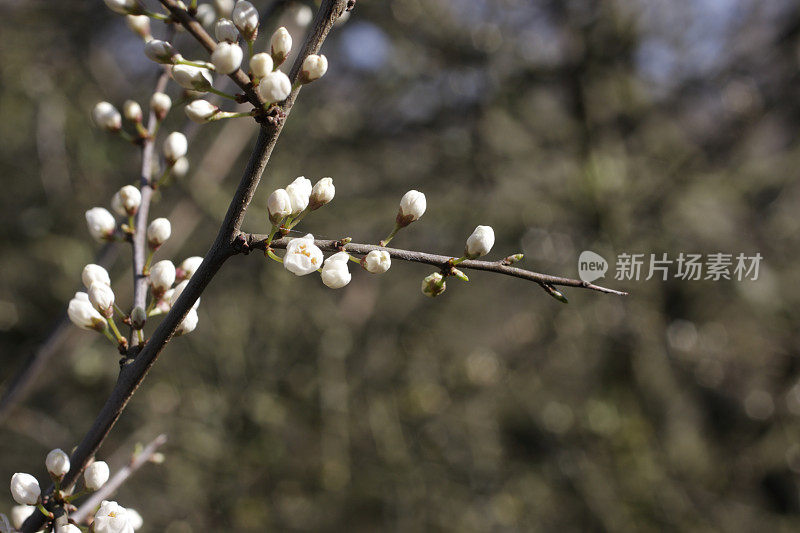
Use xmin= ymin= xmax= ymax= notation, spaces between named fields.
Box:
xmin=71 ymin=434 xmax=167 ymax=524
xmin=245 ymin=235 xmax=628 ymax=296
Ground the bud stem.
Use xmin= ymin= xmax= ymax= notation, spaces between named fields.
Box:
xmin=286 ymin=209 xmax=308 ymax=229
xmin=247 ymin=39 xmax=255 ymax=60
xmin=175 ymin=58 xmax=214 ymax=70
xmin=102 ymin=328 xmax=117 ymax=345
xmin=451 ymin=256 xmax=468 ymax=266
xmin=266 ymin=249 xmax=283 ymax=263
xmin=265 ymin=225 xmax=279 ymax=249
xmin=347 ymin=254 xmax=361 ymax=264
xmin=379 ymin=223 xmax=401 ymax=247
xmin=106 ymin=317 xmax=126 ymax=346
xmin=206 ymin=87 xmax=238 ymax=101
xmin=36 ymin=503 xmax=53 ymax=519
xmin=136 ymin=328 xmax=145 ymax=344
xmin=143 ymin=10 xmax=170 ymax=21
xmin=113 ymin=304 xmax=127 ymax=318
xmin=143 ymin=249 xmax=155 ymax=275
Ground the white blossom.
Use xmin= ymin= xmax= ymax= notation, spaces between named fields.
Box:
xmin=82 ymin=264 xmax=111 ymax=289
xmin=300 ymin=54 xmax=328 ymax=83
xmin=10 ymin=505 xmax=34 ymax=530
xmin=211 ymin=42 xmax=243 ymax=74
xmin=68 ymin=293 xmax=106 ymax=331
xmin=150 ymin=260 xmax=176 ymax=293
xmin=10 ymin=473 xmax=40 ymax=505
xmin=147 ymin=218 xmax=171 ymax=248
xmin=57 ymin=524 xmax=83 ymax=533
xmin=150 ymin=92 xmax=172 ymax=120
xmin=283 ymin=234 xmax=323 ymax=276
xmin=84 ymin=461 xmax=110 ymax=491
xmin=104 ymin=0 xmax=138 ymax=15
xmin=89 ymin=282 xmax=115 ymax=317
xmin=122 ymin=100 xmax=143 ymax=122
xmin=46 ymin=449 xmax=70 ymax=477
xmin=178 ymin=256 xmax=203 ymax=280
xmin=172 ymin=157 xmax=190 ymax=178
xmin=214 ymin=18 xmax=239 ymax=43
xmin=422 ymin=272 xmax=446 ymax=297
xmin=286 ymin=176 xmax=312 ymax=216
xmin=214 ymin=0 xmax=235 ymax=17
xmin=163 ymin=131 xmax=188 ymax=163
xmin=362 ymin=250 xmax=391 ymax=274
xmin=397 ymin=190 xmax=426 ymax=226
xmin=111 ymin=185 xmax=141 ymax=216
xmin=309 ymin=177 xmax=335 ymax=210
xmin=257 ymin=70 xmax=291 ymax=103
xmin=185 ymin=99 xmax=219 ymax=123
xmin=321 ymin=252 xmax=351 ymax=289
xmin=268 ymin=188 xmax=292 ymax=224
xmin=176 ymin=308 xmax=199 ymax=336
xmin=86 ymin=207 xmax=116 ymax=242
xmin=93 ymin=501 xmax=134 ymax=533
xmin=144 ymin=39 xmax=178 ymax=64
xmin=126 ymin=15 xmax=151 ymax=39
xmin=92 ymin=102 xmax=122 ymax=132
xmin=126 ymin=508 xmax=144 ymax=530
xmin=171 ymin=64 xmax=213 ymax=92
xmin=270 ymin=27 xmax=292 ymax=65
xmin=465 ymin=225 xmax=495 ymax=258
xmin=195 ymin=4 xmax=216 ymax=27
xmin=170 ymin=280 xmax=201 ymax=310
xmin=232 ymin=0 xmax=259 ymax=40
xmin=250 ymin=53 xmax=273 ymax=78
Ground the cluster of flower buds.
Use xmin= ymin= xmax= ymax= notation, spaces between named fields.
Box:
xmin=92 ymin=89 xmax=173 ymax=146
xmin=145 ymin=256 xmax=203 ymax=336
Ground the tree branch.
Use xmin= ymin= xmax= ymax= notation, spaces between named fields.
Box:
xmin=243 ymin=235 xmax=628 ymax=296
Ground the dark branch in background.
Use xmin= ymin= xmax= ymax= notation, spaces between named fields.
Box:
xmin=22 ymin=1 xmax=348 ymax=530
xmin=245 ymin=235 xmax=628 ymax=296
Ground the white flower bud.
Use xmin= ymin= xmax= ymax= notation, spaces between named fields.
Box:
xmin=68 ymin=294 xmax=106 ymax=331
xmin=293 ymin=4 xmax=313 ymax=27
xmin=195 ymin=4 xmax=216 ymax=28
xmin=185 ymin=99 xmax=219 ymax=123
xmin=257 ymin=70 xmax=291 ymax=103
xmin=270 ymin=27 xmax=292 ymax=65
xmin=397 ymin=190 xmax=426 ymax=226
xmin=57 ymin=524 xmax=83 ymax=533
xmin=150 ymin=92 xmax=172 ymax=120
xmin=286 ymin=176 xmax=312 ymax=216
xmin=147 ymin=218 xmax=171 ymax=248
xmin=123 ymin=100 xmax=143 ymax=122
xmin=82 ymin=264 xmax=111 ymax=289
xmin=211 ymin=42 xmax=243 ymax=74
xmin=177 ymin=256 xmax=203 ymax=280
xmin=149 ymin=260 xmax=176 ymax=294
xmin=320 ymin=252 xmax=351 ymax=289
xmin=267 ymin=188 xmax=292 ymax=224
xmin=104 ymin=0 xmax=139 ymax=15
xmin=163 ymin=131 xmax=188 ymax=163
xmin=176 ymin=308 xmax=199 ymax=336
xmin=300 ymin=54 xmax=328 ymax=83
xmin=112 ymin=185 xmax=142 ymax=216
xmin=46 ymin=449 xmax=70 ymax=477
xmin=171 ymin=64 xmax=213 ymax=92
xmin=89 ymin=282 xmax=115 ymax=317
xmin=214 ymin=0 xmax=234 ymax=17
xmin=215 ymin=18 xmax=239 ymax=43
xmin=144 ymin=39 xmax=179 ymax=64
xmin=93 ymin=501 xmax=132 ymax=533
xmin=127 ymin=508 xmax=144 ymax=530
xmin=86 ymin=207 xmax=116 ymax=242
xmin=309 ymin=177 xmax=335 ymax=210
xmin=126 ymin=15 xmax=151 ymax=39
xmin=465 ymin=225 xmax=495 ymax=258
xmin=92 ymin=102 xmax=122 ymax=132
xmin=283 ymin=234 xmax=323 ymax=276
xmin=84 ymin=461 xmax=110 ymax=491
xmin=10 ymin=473 xmax=40 ymax=505
xmin=170 ymin=280 xmax=201 ymax=310
xmin=172 ymin=157 xmax=190 ymax=178
xmin=250 ymin=53 xmax=273 ymax=78
xmin=422 ymin=272 xmax=446 ymax=298
xmin=362 ymin=250 xmax=391 ymax=274
xmin=11 ymin=505 xmax=35 ymax=529
xmin=130 ymin=306 xmax=146 ymax=329
xmin=232 ymin=0 xmax=259 ymax=40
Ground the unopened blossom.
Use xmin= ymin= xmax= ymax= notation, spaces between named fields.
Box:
xmin=397 ymin=190 xmax=426 ymax=227
xmin=92 ymin=102 xmax=122 ymax=132
xmin=215 ymin=18 xmax=239 ymax=43
xmin=147 ymin=218 xmax=171 ymax=248
xmin=211 ymin=42 xmax=243 ymax=74
xmin=195 ymin=4 xmax=216 ymax=28
xmin=283 ymin=234 xmax=323 ymax=276
xmin=68 ymin=293 xmax=106 ymax=331
xmin=300 ymin=54 xmax=328 ymax=84
xmin=149 ymin=260 xmax=176 ymax=294
xmin=286 ymin=176 xmax=312 ymax=216
xmin=362 ymin=250 xmax=391 ymax=274
xmin=150 ymin=92 xmax=172 ymax=120
xmin=422 ymin=272 xmax=446 ymax=298
xmin=163 ymin=131 xmax=188 ymax=163
xmin=123 ymin=100 xmax=143 ymax=122
xmin=465 ymin=225 xmax=495 ymax=258
xmin=176 ymin=308 xmax=199 ymax=336
xmin=89 ymin=282 xmax=115 ymax=317
xmin=257 ymin=70 xmax=291 ymax=103
xmin=250 ymin=53 xmax=273 ymax=78
xmin=126 ymin=15 xmax=151 ymax=39
xmin=270 ymin=27 xmax=292 ymax=65
xmin=232 ymin=0 xmax=259 ymax=40
xmin=214 ymin=0 xmax=235 ymax=17
xmin=172 ymin=157 xmax=190 ymax=178
xmin=157 ymin=290 xmax=174 ymax=314
xmin=84 ymin=461 xmax=110 ymax=491
xmin=268 ymin=188 xmax=292 ymax=224
xmin=144 ymin=39 xmax=179 ymax=64
xmin=126 ymin=508 xmax=144 ymax=530
xmin=170 ymin=280 xmax=201 ymax=310
xmin=10 ymin=473 xmax=40 ymax=505
xmin=309 ymin=177 xmax=335 ymax=210
xmin=93 ymin=500 xmax=134 ymax=533
xmin=57 ymin=524 xmax=83 ymax=533
xmin=11 ymin=505 xmax=35 ymax=529
xmin=185 ymin=99 xmax=218 ymax=123
xmin=130 ymin=306 xmax=146 ymax=329
xmin=46 ymin=448 xmax=70 ymax=477
xmin=111 ymin=185 xmax=142 ymax=216
xmin=171 ymin=64 xmax=213 ymax=92
xmin=177 ymin=256 xmax=203 ymax=280
xmin=104 ymin=0 xmax=139 ymax=15
xmin=321 ymin=252 xmax=351 ymax=289
xmin=82 ymin=264 xmax=111 ymax=289
xmin=293 ymin=4 xmax=313 ymax=27
xmin=86 ymin=207 xmax=116 ymax=242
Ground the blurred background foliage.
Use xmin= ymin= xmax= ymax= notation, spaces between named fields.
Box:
xmin=2 ymin=0 xmax=800 ymax=530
